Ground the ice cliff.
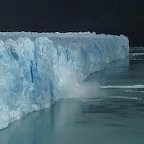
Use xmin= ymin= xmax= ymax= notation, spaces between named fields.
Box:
xmin=0 ymin=32 xmax=129 ymax=130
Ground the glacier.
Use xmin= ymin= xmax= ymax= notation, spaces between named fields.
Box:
xmin=0 ymin=32 xmax=129 ymax=130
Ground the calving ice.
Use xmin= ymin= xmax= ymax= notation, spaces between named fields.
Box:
xmin=0 ymin=32 xmax=129 ymax=130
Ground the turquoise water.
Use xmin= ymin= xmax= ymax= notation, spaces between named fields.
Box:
xmin=0 ymin=48 xmax=144 ymax=144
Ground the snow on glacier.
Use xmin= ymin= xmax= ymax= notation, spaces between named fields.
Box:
xmin=0 ymin=32 xmax=129 ymax=130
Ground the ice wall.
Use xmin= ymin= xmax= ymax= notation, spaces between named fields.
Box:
xmin=0 ymin=32 xmax=129 ymax=130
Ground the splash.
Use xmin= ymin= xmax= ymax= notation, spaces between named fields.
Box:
xmin=60 ymin=68 xmax=100 ymax=99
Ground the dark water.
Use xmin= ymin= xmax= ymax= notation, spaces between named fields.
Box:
xmin=0 ymin=48 xmax=144 ymax=144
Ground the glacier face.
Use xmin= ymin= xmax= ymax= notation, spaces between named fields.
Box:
xmin=0 ymin=32 xmax=129 ymax=130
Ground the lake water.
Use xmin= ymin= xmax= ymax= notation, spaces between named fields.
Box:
xmin=0 ymin=48 xmax=144 ymax=144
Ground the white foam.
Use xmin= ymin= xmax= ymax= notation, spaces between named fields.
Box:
xmin=101 ymin=85 xmax=144 ymax=89
xmin=110 ymin=96 xmax=142 ymax=100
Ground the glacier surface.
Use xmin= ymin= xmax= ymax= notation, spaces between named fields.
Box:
xmin=0 ymin=32 xmax=129 ymax=130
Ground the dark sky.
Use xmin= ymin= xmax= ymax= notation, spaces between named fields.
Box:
xmin=0 ymin=0 xmax=144 ymax=46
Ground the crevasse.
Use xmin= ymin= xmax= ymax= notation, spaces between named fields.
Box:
xmin=0 ymin=32 xmax=129 ymax=130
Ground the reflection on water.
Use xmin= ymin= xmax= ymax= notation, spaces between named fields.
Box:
xmin=1 ymin=97 xmax=144 ymax=144
xmin=0 ymin=47 xmax=144 ymax=144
